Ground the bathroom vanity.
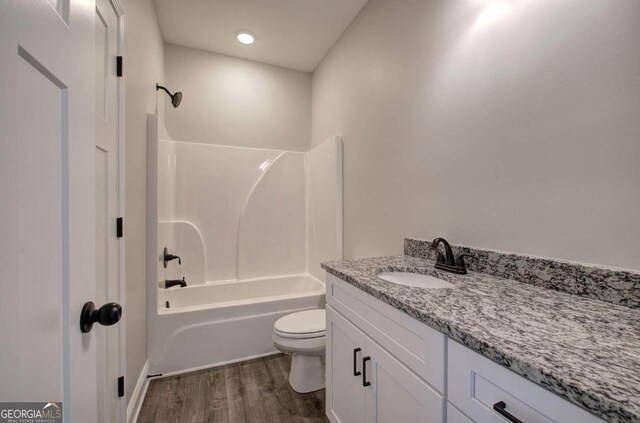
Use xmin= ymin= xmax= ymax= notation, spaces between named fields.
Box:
xmin=322 ymin=239 xmax=640 ymax=423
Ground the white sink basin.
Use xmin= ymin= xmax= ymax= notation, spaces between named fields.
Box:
xmin=377 ymin=272 xmax=455 ymax=289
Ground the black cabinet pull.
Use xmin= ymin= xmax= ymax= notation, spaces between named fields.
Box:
xmin=493 ymin=401 xmax=523 ymax=423
xmin=353 ymin=348 xmax=362 ymax=376
xmin=362 ymin=356 xmax=371 ymax=387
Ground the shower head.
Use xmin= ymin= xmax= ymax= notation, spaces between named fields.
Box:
xmin=156 ymin=83 xmax=182 ymax=108
xmin=171 ymin=91 xmax=182 ymax=108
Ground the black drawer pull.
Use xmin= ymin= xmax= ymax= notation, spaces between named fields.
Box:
xmin=362 ymin=356 xmax=371 ymax=387
xmin=353 ymin=348 xmax=361 ymax=376
xmin=493 ymin=401 xmax=523 ymax=423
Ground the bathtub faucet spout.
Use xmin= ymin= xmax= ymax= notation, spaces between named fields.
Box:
xmin=163 ymin=277 xmax=187 ymax=289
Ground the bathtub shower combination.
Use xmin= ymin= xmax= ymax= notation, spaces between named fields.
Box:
xmin=147 ymin=115 xmax=342 ymax=375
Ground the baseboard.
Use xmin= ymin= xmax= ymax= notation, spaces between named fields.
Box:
xmin=127 ymin=360 xmax=150 ymax=423
xmin=150 ymin=350 xmax=281 ymax=380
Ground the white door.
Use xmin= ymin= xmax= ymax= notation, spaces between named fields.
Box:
xmin=326 ymin=306 xmax=366 ymax=423
xmin=94 ymin=0 xmax=124 ymax=421
xmin=0 ymin=1 xmax=100 ymax=422
xmin=363 ymin=336 xmax=445 ymax=423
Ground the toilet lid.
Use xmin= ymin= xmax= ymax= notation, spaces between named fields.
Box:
xmin=274 ymin=309 xmax=325 ymax=335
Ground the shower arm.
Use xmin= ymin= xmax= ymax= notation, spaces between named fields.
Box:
xmin=156 ymin=83 xmax=173 ymax=96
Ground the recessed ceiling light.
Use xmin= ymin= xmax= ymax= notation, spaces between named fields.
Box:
xmin=236 ymin=31 xmax=256 ymax=45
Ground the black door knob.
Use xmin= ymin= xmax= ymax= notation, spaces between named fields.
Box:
xmin=80 ymin=301 xmax=122 ymax=333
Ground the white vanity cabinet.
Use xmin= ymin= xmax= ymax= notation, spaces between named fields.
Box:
xmin=326 ymin=274 xmax=446 ymax=423
xmin=326 ymin=273 xmax=608 ymax=423
xmin=327 ymin=307 xmax=445 ymax=423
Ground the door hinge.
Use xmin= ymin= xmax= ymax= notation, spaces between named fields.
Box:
xmin=116 ymin=56 xmax=123 ymax=77
xmin=118 ymin=376 xmax=124 ymax=397
xmin=116 ymin=217 xmax=123 ymax=238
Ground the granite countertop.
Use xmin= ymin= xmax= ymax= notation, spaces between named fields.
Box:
xmin=321 ymin=255 xmax=640 ymax=423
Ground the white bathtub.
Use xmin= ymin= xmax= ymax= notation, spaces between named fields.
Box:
xmin=148 ymin=274 xmax=325 ymax=376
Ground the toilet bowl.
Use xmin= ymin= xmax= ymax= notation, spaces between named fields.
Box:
xmin=273 ymin=308 xmax=326 ymax=393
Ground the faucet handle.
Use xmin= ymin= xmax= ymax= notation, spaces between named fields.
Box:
xmin=163 ymin=247 xmax=182 ymax=267
xmin=455 ymin=253 xmax=472 ymax=267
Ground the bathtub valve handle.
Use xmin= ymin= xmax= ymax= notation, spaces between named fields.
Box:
xmin=163 ymin=247 xmax=182 ymax=268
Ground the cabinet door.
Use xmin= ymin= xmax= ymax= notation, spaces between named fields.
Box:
xmin=327 ymin=306 xmax=367 ymax=423
xmin=364 ymin=336 xmax=445 ymax=423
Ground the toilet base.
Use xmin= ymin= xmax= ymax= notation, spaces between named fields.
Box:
xmin=289 ymin=353 xmax=325 ymax=393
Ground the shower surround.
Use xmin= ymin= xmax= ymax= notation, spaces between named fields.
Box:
xmin=146 ymin=115 xmax=342 ymax=375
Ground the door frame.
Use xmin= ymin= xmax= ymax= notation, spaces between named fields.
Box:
xmin=107 ymin=0 xmax=127 ymax=420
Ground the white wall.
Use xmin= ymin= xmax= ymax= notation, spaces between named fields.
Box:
xmin=312 ymin=0 xmax=640 ymax=270
xmin=123 ymin=0 xmax=164 ymax=403
xmin=164 ymin=43 xmax=312 ymax=152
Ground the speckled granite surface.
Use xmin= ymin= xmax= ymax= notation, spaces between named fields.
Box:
xmin=321 ymin=255 xmax=640 ymax=423
xmin=405 ymin=237 xmax=640 ymax=308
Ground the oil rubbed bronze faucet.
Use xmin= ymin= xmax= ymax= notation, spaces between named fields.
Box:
xmin=432 ymin=237 xmax=470 ymax=275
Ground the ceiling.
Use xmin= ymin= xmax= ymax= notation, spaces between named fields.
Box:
xmin=153 ymin=0 xmax=369 ymax=73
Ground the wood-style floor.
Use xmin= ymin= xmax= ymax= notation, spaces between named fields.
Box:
xmin=138 ymin=354 xmax=330 ymax=423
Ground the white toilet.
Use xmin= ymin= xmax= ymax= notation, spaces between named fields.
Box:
xmin=273 ymin=308 xmax=326 ymax=393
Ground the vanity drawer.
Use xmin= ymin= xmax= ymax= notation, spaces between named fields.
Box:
xmin=447 ymin=340 xmax=604 ymax=423
xmin=326 ymin=273 xmax=446 ymax=393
